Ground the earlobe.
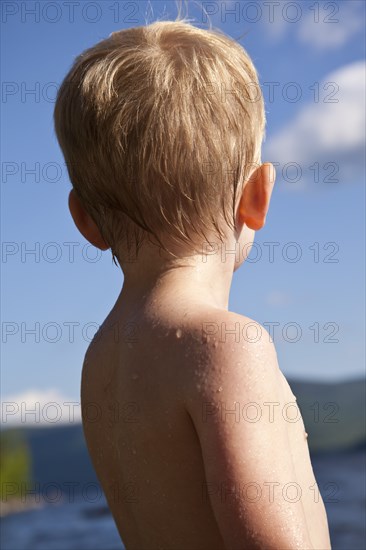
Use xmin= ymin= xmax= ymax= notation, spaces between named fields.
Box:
xmin=68 ymin=190 xmax=109 ymax=250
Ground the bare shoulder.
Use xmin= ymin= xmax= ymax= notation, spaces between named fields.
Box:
xmin=181 ymin=309 xmax=314 ymax=549
xmin=181 ymin=308 xmax=280 ymax=405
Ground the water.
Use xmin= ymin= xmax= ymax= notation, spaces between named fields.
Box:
xmin=2 ymin=447 xmax=365 ymax=550
xmin=311 ymin=446 xmax=366 ymax=550
xmin=1 ymin=497 xmax=123 ymax=550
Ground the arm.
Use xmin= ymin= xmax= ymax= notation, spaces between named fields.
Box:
xmin=184 ymin=317 xmax=314 ymax=550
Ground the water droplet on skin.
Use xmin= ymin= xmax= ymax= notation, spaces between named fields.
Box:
xmin=132 ymin=448 xmax=137 ymax=455
xmin=176 ymin=328 xmax=182 ymax=339
xmin=304 ymin=431 xmax=308 ymax=439
xmin=214 ymin=341 xmax=218 ymax=348
xmin=217 ymin=386 xmax=223 ymax=393
xmin=131 ymin=373 xmax=139 ymax=380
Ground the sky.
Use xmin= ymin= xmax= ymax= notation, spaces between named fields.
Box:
xmin=1 ymin=0 xmax=365 ymax=424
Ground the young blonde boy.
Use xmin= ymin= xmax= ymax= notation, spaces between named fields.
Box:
xmin=54 ymin=20 xmax=331 ymax=550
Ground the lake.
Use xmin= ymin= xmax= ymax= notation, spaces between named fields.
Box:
xmin=2 ymin=446 xmax=365 ymax=550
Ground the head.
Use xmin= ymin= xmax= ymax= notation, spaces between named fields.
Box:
xmin=54 ymin=20 xmax=275 ymax=272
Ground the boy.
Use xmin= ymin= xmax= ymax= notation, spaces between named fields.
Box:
xmin=54 ymin=20 xmax=331 ymax=550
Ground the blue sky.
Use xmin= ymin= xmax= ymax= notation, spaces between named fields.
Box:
xmin=1 ymin=1 xmax=365 ymax=421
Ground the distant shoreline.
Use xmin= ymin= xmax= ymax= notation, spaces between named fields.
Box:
xmin=1 ymin=495 xmax=45 ymax=518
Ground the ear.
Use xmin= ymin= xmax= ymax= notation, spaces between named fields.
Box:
xmin=68 ymin=190 xmax=109 ymax=250
xmin=237 ymin=163 xmax=276 ymax=231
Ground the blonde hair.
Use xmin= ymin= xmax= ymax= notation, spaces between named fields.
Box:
xmin=54 ymin=20 xmax=265 ymax=262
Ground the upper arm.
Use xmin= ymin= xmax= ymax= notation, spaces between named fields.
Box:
xmin=184 ymin=316 xmax=313 ymax=550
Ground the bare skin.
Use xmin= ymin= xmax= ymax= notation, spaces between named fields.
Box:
xmin=72 ymin=164 xmax=331 ymax=549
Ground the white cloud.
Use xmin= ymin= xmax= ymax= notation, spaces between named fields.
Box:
xmin=266 ymin=290 xmax=293 ymax=307
xmin=260 ymin=8 xmax=288 ymax=42
xmin=262 ymin=0 xmax=364 ymax=50
xmin=264 ymin=61 xmax=366 ymax=187
xmin=1 ymin=388 xmax=81 ymax=427
xmin=298 ymin=1 xmax=365 ymax=50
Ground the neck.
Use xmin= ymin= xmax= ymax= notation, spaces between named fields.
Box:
xmin=116 ymin=238 xmax=236 ymax=313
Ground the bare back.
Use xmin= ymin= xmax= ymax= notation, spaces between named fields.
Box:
xmin=81 ymin=301 xmax=331 ymax=549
